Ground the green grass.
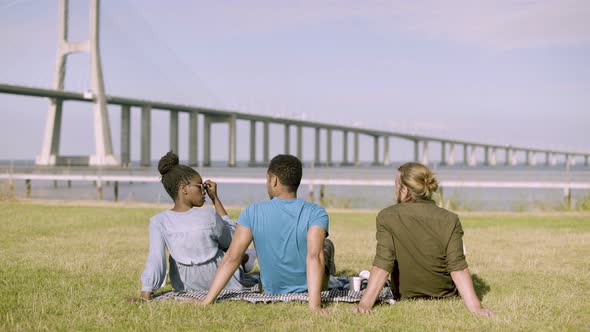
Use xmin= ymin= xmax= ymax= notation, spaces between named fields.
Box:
xmin=1 ymin=202 xmax=589 ymax=331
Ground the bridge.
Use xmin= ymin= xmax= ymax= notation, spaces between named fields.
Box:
xmin=1 ymin=0 xmax=588 ymax=168
xmin=2 ymin=82 xmax=588 ymax=168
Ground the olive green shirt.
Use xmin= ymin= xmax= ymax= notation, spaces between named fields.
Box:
xmin=372 ymin=198 xmax=468 ymax=299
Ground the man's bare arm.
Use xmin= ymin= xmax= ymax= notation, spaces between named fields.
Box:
xmin=351 ymin=266 xmax=389 ymax=314
xmin=451 ymin=268 xmax=495 ymax=317
xmin=306 ymin=226 xmax=326 ymax=313
xmin=202 ymin=225 xmax=253 ymax=304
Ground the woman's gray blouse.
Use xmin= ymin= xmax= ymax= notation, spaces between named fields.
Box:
xmin=141 ymin=208 xmax=244 ymax=292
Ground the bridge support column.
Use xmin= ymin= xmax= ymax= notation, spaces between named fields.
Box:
xmin=188 ymin=112 xmax=198 ymax=166
xmin=569 ymin=155 xmax=576 ymax=166
xmin=491 ymin=148 xmax=497 ymax=166
xmin=463 ymin=144 xmax=468 ymax=166
xmin=546 ymin=152 xmax=550 ymax=166
xmin=120 ymin=105 xmax=130 ymax=167
xmin=315 ymin=128 xmax=321 ymax=166
xmin=484 ymin=146 xmax=489 ymax=166
xmin=354 ymin=132 xmax=360 ymax=166
xmin=37 ymin=0 xmax=117 ymax=166
xmin=228 ymin=115 xmax=236 ymax=167
xmin=140 ymin=106 xmax=151 ymax=167
xmin=203 ymin=116 xmax=211 ymax=167
xmin=284 ymin=124 xmax=290 ymax=154
xmin=505 ymin=148 xmax=510 ymax=166
xmin=373 ymin=136 xmax=380 ymax=166
xmin=249 ymin=120 xmax=256 ymax=166
xmin=297 ymin=126 xmax=303 ymax=161
xmin=263 ymin=121 xmax=269 ymax=164
xmin=448 ymin=143 xmax=455 ymax=166
xmin=384 ymin=136 xmax=390 ymax=166
xmin=89 ymin=0 xmax=117 ymax=166
xmin=170 ymin=111 xmax=179 ymax=154
xmin=37 ymin=95 xmax=63 ymax=165
xmin=585 ymin=155 xmax=589 ymax=167
xmin=342 ymin=131 xmax=349 ymax=165
xmin=510 ymin=149 xmax=518 ymax=166
xmin=326 ymin=129 xmax=332 ymax=166
xmin=414 ymin=140 xmax=419 ymax=162
xmin=440 ymin=142 xmax=447 ymax=166
xmin=469 ymin=146 xmax=477 ymax=166
xmin=524 ymin=150 xmax=532 ymax=166
xmin=422 ymin=141 xmax=429 ymax=166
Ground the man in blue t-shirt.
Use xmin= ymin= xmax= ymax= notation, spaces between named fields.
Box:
xmin=200 ymin=154 xmax=336 ymax=314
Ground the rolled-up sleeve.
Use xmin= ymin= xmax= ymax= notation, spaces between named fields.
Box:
xmin=140 ymin=221 xmax=167 ymax=292
xmin=220 ymin=214 xmax=237 ymax=232
xmin=372 ymin=212 xmax=396 ymax=273
xmin=215 ymin=212 xmax=235 ymax=251
xmin=446 ymin=216 xmax=468 ymax=272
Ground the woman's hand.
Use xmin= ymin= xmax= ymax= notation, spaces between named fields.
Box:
xmin=127 ymin=291 xmax=152 ymax=303
xmin=204 ymin=180 xmax=218 ymax=202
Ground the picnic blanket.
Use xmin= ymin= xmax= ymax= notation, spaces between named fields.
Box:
xmin=153 ymin=276 xmax=396 ymax=304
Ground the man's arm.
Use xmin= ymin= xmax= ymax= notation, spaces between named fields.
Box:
xmin=351 ymin=266 xmax=389 ymax=313
xmin=202 ymin=225 xmax=253 ymax=304
xmin=306 ymin=225 xmax=326 ymax=313
xmin=451 ymin=268 xmax=495 ymax=317
xmin=352 ymin=212 xmax=395 ymax=313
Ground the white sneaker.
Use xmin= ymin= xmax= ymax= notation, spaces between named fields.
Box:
xmin=243 ymin=248 xmax=257 ymax=273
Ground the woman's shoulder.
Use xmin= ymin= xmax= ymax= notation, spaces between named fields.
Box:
xmin=188 ymin=207 xmax=219 ymax=225
xmin=150 ymin=208 xmax=215 ymax=224
xmin=148 ymin=210 xmax=170 ymax=228
xmin=151 ymin=210 xmax=169 ymax=220
xmin=378 ymin=204 xmax=400 ymax=216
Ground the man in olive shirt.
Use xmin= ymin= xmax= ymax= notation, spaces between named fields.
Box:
xmin=352 ymin=162 xmax=494 ymax=316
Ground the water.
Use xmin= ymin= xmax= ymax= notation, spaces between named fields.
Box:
xmin=1 ymin=160 xmax=589 ymax=211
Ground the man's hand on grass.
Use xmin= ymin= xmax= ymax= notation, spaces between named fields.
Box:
xmin=350 ymin=304 xmax=373 ymax=314
xmin=472 ymin=308 xmax=495 ymax=317
xmin=309 ymin=306 xmax=333 ymax=316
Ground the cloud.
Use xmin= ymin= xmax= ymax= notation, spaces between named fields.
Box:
xmin=387 ymin=0 xmax=590 ymax=50
xmin=135 ymin=0 xmax=590 ymax=51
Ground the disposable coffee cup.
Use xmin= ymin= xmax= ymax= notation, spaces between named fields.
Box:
xmin=359 ymin=270 xmax=370 ymax=279
xmin=349 ymin=276 xmax=362 ymax=292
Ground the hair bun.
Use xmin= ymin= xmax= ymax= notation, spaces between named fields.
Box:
xmin=158 ymin=151 xmax=179 ymax=175
xmin=423 ymin=174 xmax=439 ymax=194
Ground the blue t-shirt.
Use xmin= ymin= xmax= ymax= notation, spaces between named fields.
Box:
xmin=238 ymin=197 xmax=329 ymax=294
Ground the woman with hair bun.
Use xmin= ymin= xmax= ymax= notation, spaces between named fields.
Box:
xmin=353 ymin=162 xmax=494 ymax=316
xmin=136 ymin=151 xmax=254 ymax=301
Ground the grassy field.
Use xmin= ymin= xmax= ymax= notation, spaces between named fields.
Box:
xmin=1 ymin=201 xmax=589 ymax=331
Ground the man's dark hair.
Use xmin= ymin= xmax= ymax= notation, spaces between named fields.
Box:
xmin=267 ymin=154 xmax=302 ymax=193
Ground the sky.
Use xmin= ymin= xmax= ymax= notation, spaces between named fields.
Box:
xmin=0 ymin=0 xmax=589 ymax=163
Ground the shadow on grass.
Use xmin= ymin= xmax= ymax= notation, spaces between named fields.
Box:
xmin=471 ymin=273 xmax=491 ymax=300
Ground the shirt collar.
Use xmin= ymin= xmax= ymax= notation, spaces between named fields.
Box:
xmin=414 ymin=197 xmax=436 ymax=204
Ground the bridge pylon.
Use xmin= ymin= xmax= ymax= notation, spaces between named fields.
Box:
xmin=36 ymin=0 xmax=118 ymax=166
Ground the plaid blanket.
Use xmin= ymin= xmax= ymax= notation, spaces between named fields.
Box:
xmin=153 ymin=284 xmax=396 ymax=304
